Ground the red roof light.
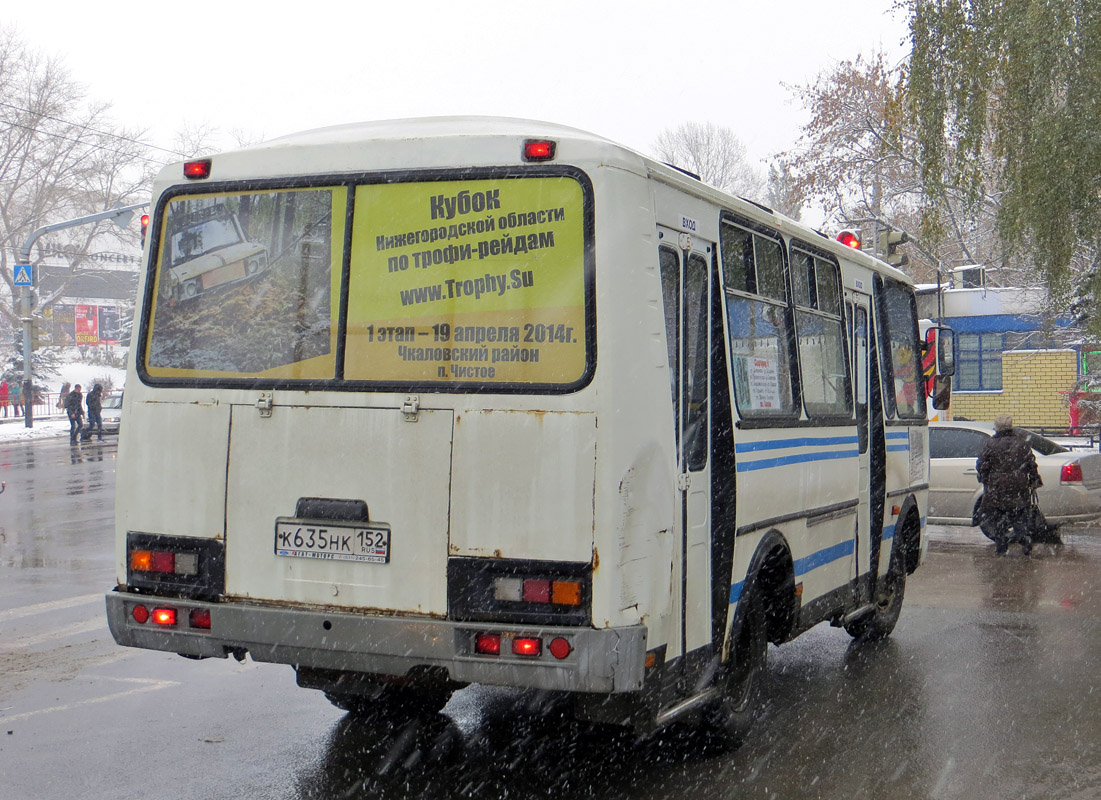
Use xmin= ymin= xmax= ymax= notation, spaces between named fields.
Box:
xmin=522 ymin=140 xmax=556 ymax=162
xmin=183 ymin=159 xmax=211 ymax=179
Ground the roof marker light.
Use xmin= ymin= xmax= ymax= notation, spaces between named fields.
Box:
xmin=522 ymin=140 xmax=556 ymax=162
xmin=183 ymin=159 xmax=212 ymax=179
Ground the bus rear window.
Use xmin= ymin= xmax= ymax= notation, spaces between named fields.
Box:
xmin=344 ymin=176 xmax=589 ymax=388
xmin=145 ymin=187 xmax=343 ymax=380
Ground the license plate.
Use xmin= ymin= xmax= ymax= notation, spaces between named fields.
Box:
xmin=274 ymin=520 xmax=391 ymax=564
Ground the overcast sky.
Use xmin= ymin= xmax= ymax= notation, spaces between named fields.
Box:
xmin=9 ymin=1 xmax=908 ymax=173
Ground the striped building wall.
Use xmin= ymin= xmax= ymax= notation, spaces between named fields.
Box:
xmin=949 ymin=349 xmax=1077 ymax=429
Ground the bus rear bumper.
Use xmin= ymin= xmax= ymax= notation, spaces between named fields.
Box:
xmin=105 ymin=591 xmax=647 ymax=694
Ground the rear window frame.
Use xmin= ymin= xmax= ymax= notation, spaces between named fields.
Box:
xmin=136 ymin=166 xmax=597 ymax=395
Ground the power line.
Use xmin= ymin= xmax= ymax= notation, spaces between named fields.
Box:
xmin=0 ymin=100 xmax=186 ymax=163
xmin=2 ymin=117 xmax=172 ymax=168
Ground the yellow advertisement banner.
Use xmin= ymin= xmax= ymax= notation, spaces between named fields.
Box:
xmin=345 ymin=177 xmax=588 ymax=385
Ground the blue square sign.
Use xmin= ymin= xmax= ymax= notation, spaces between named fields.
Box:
xmin=13 ymin=263 xmax=33 ymax=287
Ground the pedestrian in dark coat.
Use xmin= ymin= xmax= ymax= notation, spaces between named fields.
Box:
xmin=976 ymin=414 xmax=1042 ymax=555
xmin=65 ymin=383 xmax=85 ymax=445
xmin=86 ymin=384 xmax=104 ymax=440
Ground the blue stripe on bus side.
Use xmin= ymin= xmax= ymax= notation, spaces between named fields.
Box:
xmin=735 ymin=435 xmax=860 ymax=453
xmin=729 ymin=539 xmax=856 ymax=604
xmin=885 ymin=431 xmax=909 ymax=452
xmin=736 ymin=449 xmax=859 ymax=472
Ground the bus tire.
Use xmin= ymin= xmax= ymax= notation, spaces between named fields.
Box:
xmin=845 ymin=549 xmax=907 ymax=640
xmin=324 ymin=685 xmax=452 ymax=720
xmin=704 ymin=590 xmax=768 ymax=747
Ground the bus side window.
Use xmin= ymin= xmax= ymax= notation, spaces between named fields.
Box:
xmin=791 ymin=251 xmax=850 ymax=419
xmin=659 ymin=245 xmax=681 ymax=447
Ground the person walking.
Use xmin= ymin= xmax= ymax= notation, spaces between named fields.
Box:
xmin=85 ymin=384 xmax=104 ymax=441
xmin=976 ymin=414 xmax=1042 ymax=556
xmin=10 ymin=380 xmax=22 ymax=417
xmin=0 ymin=380 xmax=8 ymax=418
xmin=65 ymin=383 xmax=85 ymax=445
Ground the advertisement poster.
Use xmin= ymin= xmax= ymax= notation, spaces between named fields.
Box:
xmin=74 ymin=305 xmax=99 ymax=345
xmin=344 ymin=176 xmax=588 ymax=386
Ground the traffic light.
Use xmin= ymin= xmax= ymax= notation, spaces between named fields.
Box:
xmin=877 ymin=229 xmax=909 ymax=268
xmin=140 ymin=214 xmax=150 ymax=247
xmin=836 ymin=229 xmax=861 ymax=249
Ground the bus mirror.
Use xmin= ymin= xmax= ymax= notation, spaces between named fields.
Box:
xmin=934 ymin=327 xmax=955 ymax=377
xmin=931 ymin=374 xmax=952 ymax=410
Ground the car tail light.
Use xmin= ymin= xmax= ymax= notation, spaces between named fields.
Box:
xmin=1061 ymin=462 xmax=1083 ymax=483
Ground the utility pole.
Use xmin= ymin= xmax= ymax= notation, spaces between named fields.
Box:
xmin=12 ymin=203 xmax=147 ymax=428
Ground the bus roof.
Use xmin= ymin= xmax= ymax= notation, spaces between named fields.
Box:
xmin=157 ymin=115 xmax=912 ymax=285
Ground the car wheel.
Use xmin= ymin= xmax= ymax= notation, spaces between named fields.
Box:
xmin=703 ymin=590 xmax=768 ymax=747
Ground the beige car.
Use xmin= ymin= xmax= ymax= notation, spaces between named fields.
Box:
xmin=928 ymin=421 xmax=1101 ymax=525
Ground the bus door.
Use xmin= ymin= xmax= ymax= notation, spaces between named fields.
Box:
xmin=854 ymin=291 xmax=887 ymax=592
xmin=850 ymin=295 xmax=872 ymax=580
xmin=659 ymin=230 xmax=713 ymax=659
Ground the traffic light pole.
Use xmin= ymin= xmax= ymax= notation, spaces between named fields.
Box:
xmin=14 ymin=203 xmax=147 ymax=428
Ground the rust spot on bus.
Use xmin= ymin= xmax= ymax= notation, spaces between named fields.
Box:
xmin=592 ymin=546 xmax=600 ymax=571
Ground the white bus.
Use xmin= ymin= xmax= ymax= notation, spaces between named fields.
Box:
xmin=107 ymin=118 xmax=952 ymax=744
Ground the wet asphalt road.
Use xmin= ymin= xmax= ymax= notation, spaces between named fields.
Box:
xmin=1 ymin=436 xmax=1100 ymax=799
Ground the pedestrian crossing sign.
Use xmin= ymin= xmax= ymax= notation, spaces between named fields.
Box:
xmin=13 ymin=263 xmax=32 ymax=286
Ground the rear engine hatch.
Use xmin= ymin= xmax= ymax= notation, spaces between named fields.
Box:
xmin=224 ymin=403 xmax=453 ymax=615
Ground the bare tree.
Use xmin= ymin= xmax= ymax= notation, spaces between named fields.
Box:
xmin=653 ymin=122 xmax=764 ymax=197
xmin=779 ymin=51 xmax=1034 ymax=287
xmin=0 ymin=27 xmax=156 ymax=331
xmin=764 ymin=164 xmax=804 ymax=221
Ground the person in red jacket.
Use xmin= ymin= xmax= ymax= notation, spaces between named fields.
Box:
xmin=976 ymin=414 xmax=1042 ymax=556
xmin=0 ymin=380 xmax=8 ymax=418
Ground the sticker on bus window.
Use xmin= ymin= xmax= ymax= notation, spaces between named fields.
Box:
xmin=344 ymin=177 xmax=588 ymax=386
xmin=145 ymin=187 xmax=344 ymax=380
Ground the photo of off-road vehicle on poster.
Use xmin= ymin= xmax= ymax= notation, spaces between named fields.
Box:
xmin=146 ymin=188 xmax=340 ymax=378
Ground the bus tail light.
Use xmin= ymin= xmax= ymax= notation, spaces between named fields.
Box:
xmin=126 ymin=533 xmax=225 ymax=599
xmin=512 ymin=637 xmax=541 ymax=657
xmin=1061 ymin=462 xmax=1083 ymax=483
xmin=152 ymin=608 xmax=177 ymax=626
xmin=493 ymin=577 xmax=583 ymax=607
xmin=475 ymin=633 xmax=502 ymax=655
xmin=469 ymin=631 xmax=573 ymax=661
xmin=130 ymin=549 xmax=199 ymax=576
xmin=448 ymin=557 xmax=591 ymax=625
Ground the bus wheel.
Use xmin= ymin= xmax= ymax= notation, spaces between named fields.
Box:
xmin=704 ymin=592 xmax=768 ymax=747
xmin=324 ymin=685 xmax=453 ymax=720
xmin=846 ymin=552 xmax=907 ymax=640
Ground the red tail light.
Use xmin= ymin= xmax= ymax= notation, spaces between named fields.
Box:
xmin=1061 ymin=462 xmax=1083 ymax=483
xmin=152 ymin=608 xmax=177 ymax=626
xmin=475 ymin=633 xmax=502 ymax=655
xmin=511 ymin=637 xmax=542 ymax=657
